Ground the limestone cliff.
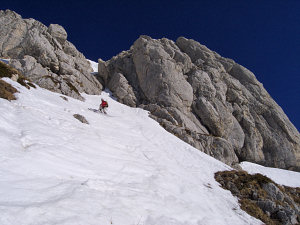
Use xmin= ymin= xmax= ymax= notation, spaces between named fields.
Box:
xmin=0 ymin=9 xmax=102 ymax=100
xmin=98 ymin=35 xmax=300 ymax=171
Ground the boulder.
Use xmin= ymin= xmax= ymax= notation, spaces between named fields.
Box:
xmin=73 ymin=114 xmax=89 ymax=124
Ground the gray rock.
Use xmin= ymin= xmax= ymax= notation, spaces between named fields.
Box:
xmin=60 ymin=96 xmax=68 ymax=101
xmin=200 ymin=136 xmax=239 ymax=165
xmin=188 ymin=69 xmax=216 ymax=99
xmin=98 ymin=59 xmax=109 ymax=84
xmin=228 ymin=117 xmax=245 ymax=151
xmin=262 ymin=183 xmax=285 ymax=202
xmin=216 ymin=171 xmax=300 ymax=225
xmin=275 ymin=208 xmax=299 ymax=225
xmin=193 ymin=97 xmax=227 ymax=137
xmin=73 ymin=114 xmax=89 ymax=124
xmin=9 ymin=55 xmax=84 ymax=100
xmin=48 ymin=24 xmax=67 ymax=45
xmin=0 ymin=9 xmax=102 ymax=100
xmin=9 ymin=55 xmax=49 ymax=81
xmin=63 ymin=41 xmax=81 ymax=58
xmin=98 ymin=35 xmax=300 ymax=171
xmin=107 ymin=72 xmax=137 ymax=107
xmin=132 ymin=36 xmax=193 ymax=108
xmin=226 ymin=182 xmax=239 ymax=195
xmin=257 ymin=199 xmax=277 ymax=214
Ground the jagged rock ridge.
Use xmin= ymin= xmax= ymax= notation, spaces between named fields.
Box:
xmin=0 ymin=9 xmax=102 ymax=100
xmin=98 ymin=35 xmax=300 ymax=171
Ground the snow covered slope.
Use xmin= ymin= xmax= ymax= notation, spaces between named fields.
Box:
xmin=88 ymin=59 xmax=98 ymax=72
xmin=0 ymin=78 xmax=297 ymax=225
xmin=241 ymin=162 xmax=300 ymax=188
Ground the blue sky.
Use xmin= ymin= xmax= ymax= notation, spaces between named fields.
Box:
xmin=2 ymin=0 xmax=300 ymax=130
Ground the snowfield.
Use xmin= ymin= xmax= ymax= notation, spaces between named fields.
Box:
xmin=0 ymin=77 xmax=299 ymax=225
xmin=88 ymin=59 xmax=98 ymax=72
xmin=241 ymin=162 xmax=300 ymax=188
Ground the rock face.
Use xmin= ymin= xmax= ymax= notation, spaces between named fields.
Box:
xmin=215 ymin=170 xmax=300 ymax=225
xmin=0 ymin=9 xmax=102 ymax=100
xmin=98 ymin=35 xmax=300 ymax=171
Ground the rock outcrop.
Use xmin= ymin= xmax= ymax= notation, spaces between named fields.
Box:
xmin=98 ymin=35 xmax=300 ymax=171
xmin=0 ymin=9 xmax=102 ymax=100
xmin=215 ymin=170 xmax=300 ymax=225
xmin=73 ymin=114 xmax=89 ymax=124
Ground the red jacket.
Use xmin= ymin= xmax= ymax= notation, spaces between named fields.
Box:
xmin=101 ymin=100 xmax=108 ymax=108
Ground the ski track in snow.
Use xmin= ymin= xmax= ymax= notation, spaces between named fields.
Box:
xmin=0 ymin=77 xmax=298 ymax=225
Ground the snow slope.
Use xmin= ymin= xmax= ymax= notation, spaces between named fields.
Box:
xmin=88 ymin=59 xmax=98 ymax=72
xmin=0 ymin=78 xmax=264 ymax=225
xmin=0 ymin=76 xmax=296 ymax=225
xmin=241 ymin=162 xmax=300 ymax=188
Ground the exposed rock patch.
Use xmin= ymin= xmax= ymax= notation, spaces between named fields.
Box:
xmin=215 ymin=170 xmax=300 ymax=225
xmin=0 ymin=79 xmax=18 ymax=101
xmin=0 ymin=60 xmax=35 ymax=89
xmin=73 ymin=114 xmax=89 ymax=124
xmin=0 ymin=9 xmax=102 ymax=100
xmin=98 ymin=35 xmax=300 ymax=171
xmin=60 ymin=96 xmax=68 ymax=101
xmin=0 ymin=60 xmax=37 ymax=101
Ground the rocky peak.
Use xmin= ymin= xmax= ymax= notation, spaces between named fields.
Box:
xmin=47 ymin=24 xmax=67 ymax=45
xmin=98 ymin=35 xmax=300 ymax=171
xmin=132 ymin=36 xmax=194 ymax=108
xmin=0 ymin=9 xmax=102 ymax=100
xmin=0 ymin=9 xmax=21 ymax=19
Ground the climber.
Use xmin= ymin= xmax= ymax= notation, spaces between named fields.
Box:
xmin=99 ymin=98 xmax=108 ymax=114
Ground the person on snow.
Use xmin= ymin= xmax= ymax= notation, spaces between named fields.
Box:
xmin=99 ymin=98 xmax=108 ymax=114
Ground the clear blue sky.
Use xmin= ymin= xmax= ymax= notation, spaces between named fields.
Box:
xmin=2 ymin=0 xmax=300 ymax=131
